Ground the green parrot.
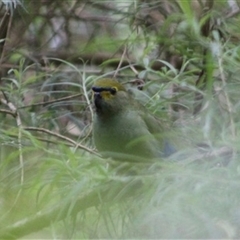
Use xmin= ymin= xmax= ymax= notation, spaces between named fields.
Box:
xmin=92 ymin=78 xmax=175 ymax=162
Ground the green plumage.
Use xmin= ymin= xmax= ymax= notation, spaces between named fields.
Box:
xmin=92 ymin=78 xmax=172 ymax=162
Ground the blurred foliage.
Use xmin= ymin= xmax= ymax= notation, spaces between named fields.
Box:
xmin=1 ymin=0 xmax=240 ymax=239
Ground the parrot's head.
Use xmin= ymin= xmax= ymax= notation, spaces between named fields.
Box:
xmin=92 ymin=78 xmax=130 ymax=115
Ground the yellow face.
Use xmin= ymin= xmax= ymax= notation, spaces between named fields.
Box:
xmin=92 ymin=78 xmax=126 ymax=101
xmin=96 ymin=88 xmax=117 ymax=100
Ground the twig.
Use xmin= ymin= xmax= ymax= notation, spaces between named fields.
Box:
xmin=218 ymin=53 xmax=235 ymax=138
xmin=0 ymin=63 xmax=102 ymax=74
xmin=226 ymin=8 xmax=240 ymax=18
xmin=178 ymin=146 xmax=234 ymax=166
xmin=0 ymin=10 xmax=12 ymax=65
xmin=17 ymin=93 xmax=82 ymax=109
xmin=193 ymin=0 xmax=214 ymax=115
xmin=113 ymin=45 xmax=127 ymax=78
xmin=3 ymin=133 xmax=83 ymax=148
xmin=79 ymin=76 xmax=94 ymax=148
xmin=24 ymin=127 xmax=98 ymax=156
xmin=1 ymin=97 xmax=24 ymax=184
xmin=0 ymin=108 xmax=16 ymax=117
xmin=1 ymin=97 xmax=99 ymax=155
xmin=0 ymin=96 xmax=25 ymax=222
xmin=2 ymin=49 xmax=166 ymax=71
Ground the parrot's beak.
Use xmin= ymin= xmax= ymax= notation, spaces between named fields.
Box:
xmin=93 ymin=92 xmax=102 ymax=109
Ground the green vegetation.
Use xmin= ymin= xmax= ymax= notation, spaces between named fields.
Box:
xmin=1 ymin=0 xmax=240 ymax=239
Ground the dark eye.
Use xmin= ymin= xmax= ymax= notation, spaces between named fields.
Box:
xmin=110 ymin=87 xmax=117 ymax=95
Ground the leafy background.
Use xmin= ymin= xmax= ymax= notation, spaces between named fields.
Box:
xmin=1 ymin=0 xmax=240 ymax=239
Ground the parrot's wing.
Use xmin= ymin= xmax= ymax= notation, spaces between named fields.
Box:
xmin=136 ymin=102 xmax=164 ymax=134
xmin=137 ymin=104 xmax=177 ymax=157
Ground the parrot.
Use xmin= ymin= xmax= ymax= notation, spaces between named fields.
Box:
xmin=92 ymin=78 xmax=175 ymax=162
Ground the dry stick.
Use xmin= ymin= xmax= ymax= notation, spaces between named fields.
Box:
xmin=0 ymin=97 xmax=27 ymax=224
xmin=0 ymin=10 xmax=12 ymax=65
xmin=2 ymin=48 xmax=166 ymax=72
xmin=226 ymin=8 xmax=240 ymax=18
xmin=0 ymin=108 xmax=16 ymax=116
xmin=226 ymin=0 xmax=240 ymax=18
xmin=16 ymin=110 xmax=24 ymax=183
xmin=125 ymin=42 xmax=139 ymax=76
xmin=24 ymin=127 xmax=98 ymax=156
xmin=1 ymin=99 xmax=98 ymax=155
xmin=1 ymin=63 xmax=102 ymax=74
xmin=0 ymin=11 xmax=22 ymax=172
xmin=113 ymin=45 xmax=127 ymax=78
xmin=0 ymin=107 xmax=95 ymax=150
xmin=193 ymin=0 xmax=214 ymax=115
xmin=0 ymin=9 xmax=25 ymax=213
xmin=179 ymin=146 xmax=233 ymax=166
xmin=4 ymin=132 xmax=81 ymax=148
xmin=79 ymin=73 xmax=94 ymax=149
xmin=218 ymin=55 xmax=235 ymax=138
xmin=0 ymin=97 xmax=24 ymax=184
xmin=18 ymin=93 xmax=82 ymax=109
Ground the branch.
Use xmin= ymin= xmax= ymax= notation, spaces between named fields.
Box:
xmin=18 ymin=93 xmax=82 ymax=109
xmin=0 ymin=108 xmax=16 ymax=117
xmin=0 ymin=9 xmax=12 ymax=65
xmin=24 ymin=127 xmax=99 ymax=156
xmin=2 ymin=49 xmax=166 ymax=71
xmin=1 ymin=98 xmax=99 ymax=155
xmin=1 ymin=97 xmax=24 ymax=184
